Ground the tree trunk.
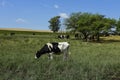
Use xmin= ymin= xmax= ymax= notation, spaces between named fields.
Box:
xmin=83 ymin=33 xmax=88 ymax=42
xmin=96 ymin=33 xmax=100 ymax=41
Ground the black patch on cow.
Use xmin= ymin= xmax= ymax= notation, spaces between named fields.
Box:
xmin=36 ymin=44 xmax=51 ymax=58
xmin=51 ymin=42 xmax=61 ymax=53
xmin=35 ymin=42 xmax=62 ymax=58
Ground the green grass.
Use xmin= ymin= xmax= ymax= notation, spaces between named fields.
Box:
xmin=0 ymin=35 xmax=120 ymax=80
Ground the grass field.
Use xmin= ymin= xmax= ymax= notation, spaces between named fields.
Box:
xmin=0 ymin=34 xmax=120 ymax=80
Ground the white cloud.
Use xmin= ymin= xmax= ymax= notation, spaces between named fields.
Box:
xmin=16 ymin=18 xmax=26 ymax=23
xmin=59 ymin=13 xmax=69 ymax=19
xmin=54 ymin=4 xmax=59 ymax=9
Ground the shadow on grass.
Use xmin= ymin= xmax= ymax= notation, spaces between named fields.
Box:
xmin=96 ymin=39 xmax=120 ymax=44
xmin=70 ymin=38 xmax=120 ymax=44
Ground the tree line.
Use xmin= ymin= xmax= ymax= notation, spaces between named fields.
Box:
xmin=48 ymin=12 xmax=120 ymax=41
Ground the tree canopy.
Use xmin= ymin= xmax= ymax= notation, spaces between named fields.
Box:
xmin=64 ymin=12 xmax=116 ymax=41
xmin=48 ymin=16 xmax=61 ymax=32
xmin=116 ymin=18 xmax=120 ymax=32
xmin=48 ymin=12 xmax=119 ymax=41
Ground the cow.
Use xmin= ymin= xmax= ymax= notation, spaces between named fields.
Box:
xmin=35 ymin=42 xmax=70 ymax=60
xmin=58 ymin=35 xmax=64 ymax=39
xmin=75 ymin=33 xmax=79 ymax=39
xmin=66 ymin=35 xmax=70 ymax=39
xmin=58 ymin=35 xmax=70 ymax=39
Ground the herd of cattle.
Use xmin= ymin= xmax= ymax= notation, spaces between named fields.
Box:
xmin=35 ymin=33 xmax=96 ymax=60
xmin=57 ymin=34 xmax=80 ymax=39
xmin=35 ymin=34 xmax=72 ymax=60
xmin=57 ymin=34 xmax=93 ymax=41
xmin=35 ymin=32 xmax=117 ymax=60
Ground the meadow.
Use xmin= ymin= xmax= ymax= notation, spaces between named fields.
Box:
xmin=0 ymin=32 xmax=120 ymax=80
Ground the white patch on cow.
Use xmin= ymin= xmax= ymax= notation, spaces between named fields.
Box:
xmin=46 ymin=43 xmax=53 ymax=51
xmin=58 ymin=42 xmax=69 ymax=52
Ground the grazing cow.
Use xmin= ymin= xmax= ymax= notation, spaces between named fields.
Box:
xmin=75 ymin=33 xmax=79 ymax=39
xmin=58 ymin=35 xmax=70 ymax=39
xmin=66 ymin=35 xmax=70 ymax=39
xmin=35 ymin=42 xmax=70 ymax=60
xmin=58 ymin=35 xmax=64 ymax=39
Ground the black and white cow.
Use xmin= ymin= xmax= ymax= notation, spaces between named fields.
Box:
xmin=58 ymin=35 xmax=70 ymax=39
xmin=35 ymin=42 xmax=70 ymax=60
xmin=58 ymin=35 xmax=64 ymax=39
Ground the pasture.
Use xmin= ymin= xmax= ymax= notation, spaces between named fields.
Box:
xmin=0 ymin=33 xmax=120 ymax=80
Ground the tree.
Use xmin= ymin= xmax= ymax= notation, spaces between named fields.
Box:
xmin=77 ymin=12 xmax=94 ymax=41
xmin=116 ymin=18 xmax=120 ymax=33
xmin=48 ymin=16 xmax=61 ymax=32
xmin=64 ymin=12 xmax=82 ymax=32
xmin=89 ymin=14 xmax=106 ymax=41
xmin=64 ymin=12 xmax=116 ymax=41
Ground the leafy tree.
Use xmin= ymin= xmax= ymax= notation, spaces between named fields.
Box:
xmin=64 ymin=12 xmax=116 ymax=41
xmin=48 ymin=16 xmax=61 ymax=32
xmin=116 ymin=18 xmax=120 ymax=33
xmin=89 ymin=14 xmax=106 ymax=41
xmin=77 ymin=12 xmax=94 ymax=41
xmin=64 ymin=12 xmax=82 ymax=32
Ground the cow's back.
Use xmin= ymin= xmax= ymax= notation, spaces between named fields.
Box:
xmin=51 ymin=42 xmax=61 ymax=53
xmin=58 ymin=42 xmax=69 ymax=52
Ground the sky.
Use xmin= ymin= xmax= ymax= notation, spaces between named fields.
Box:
xmin=0 ymin=0 xmax=120 ymax=30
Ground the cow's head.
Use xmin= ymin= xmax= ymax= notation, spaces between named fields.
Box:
xmin=35 ymin=51 xmax=42 ymax=59
xmin=35 ymin=44 xmax=51 ymax=59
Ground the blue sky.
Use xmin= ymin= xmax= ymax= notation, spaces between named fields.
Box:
xmin=0 ymin=0 xmax=120 ymax=30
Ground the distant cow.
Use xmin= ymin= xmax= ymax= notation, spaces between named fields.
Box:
xmin=75 ymin=33 xmax=79 ymax=39
xmin=58 ymin=35 xmax=70 ymax=39
xmin=35 ymin=42 xmax=70 ymax=60
xmin=66 ymin=35 xmax=70 ymax=39
xmin=58 ymin=35 xmax=64 ymax=39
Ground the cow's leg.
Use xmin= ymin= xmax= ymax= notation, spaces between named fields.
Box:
xmin=63 ymin=50 xmax=68 ymax=60
xmin=63 ymin=47 xmax=69 ymax=60
xmin=48 ymin=53 xmax=53 ymax=60
xmin=63 ymin=53 xmax=66 ymax=60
